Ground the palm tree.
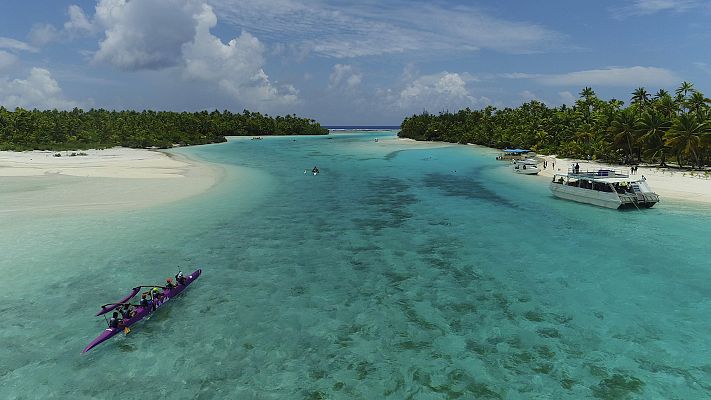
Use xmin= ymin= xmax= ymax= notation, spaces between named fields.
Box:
xmin=665 ymin=113 xmax=705 ymax=168
xmin=608 ymin=108 xmax=639 ymax=163
xmin=654 ymin=94 xmax=678 ymax=118
xmin=579 ymin=87 xmax=596 ymax=100
xmin=631 ymin=87 xmax=651 ymax=107
xmin=675 ymin=81 xmax=695 ymax=99
xmin=638 ymin=110 xmax=671 ymax=166
xmin=653 ymin=89 xmax=670 ymax=100
xmin=686 ymin=91 xmax=710 ymax=115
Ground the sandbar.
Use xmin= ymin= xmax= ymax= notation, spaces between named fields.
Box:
xmin=0 ymin=148 xmax=221 ymax=215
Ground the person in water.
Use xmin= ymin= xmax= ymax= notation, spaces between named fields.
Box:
xmin=165 ymin=277 xmax=176 ymax=289
xmin=312 ymin=166 xmax=319 ymax=174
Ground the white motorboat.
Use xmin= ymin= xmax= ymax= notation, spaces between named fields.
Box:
xmin=550 ymin=169 xmax=659 ymax=209
xmin=512 ymin=159 xmax=540 ymax=175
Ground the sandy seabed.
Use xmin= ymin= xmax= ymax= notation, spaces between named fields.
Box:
xmin=0 ymin=147 xmax=221 ymax=215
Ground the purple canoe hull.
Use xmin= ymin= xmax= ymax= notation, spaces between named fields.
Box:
xmin=83 ymin=269 xmax=202 ymax=353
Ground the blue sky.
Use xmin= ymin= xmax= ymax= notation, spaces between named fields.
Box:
xmin=0 ymin=0 xmax=709 ymax=125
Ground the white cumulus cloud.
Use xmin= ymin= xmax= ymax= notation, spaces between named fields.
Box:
xmin=181 ymin=4 xmax=297 ymax=106
xmin=393 ymin=71 xmax=489 ymax=112
xmin=0 ymin=50 xmax=18 ymax=71
xmin=0 ymin=68 xmax=80 ymax=110
xmin=30 ymin=4 xmax=96 ymax=45
xmin=93 ymin=0 xmax=203 ymax=70
xmin=328 ymin=64 xmax=362 ymax=89
xmin=65 ymin=5 xmax=94 ymax=33
xmin=43 ymin=0 xmax=298 ymax=106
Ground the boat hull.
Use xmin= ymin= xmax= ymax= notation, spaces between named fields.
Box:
xmin=550 ymin=183 xmax=622 ymax=209
xmin=513 ymin=167 xmax=539 ymax=175
xmin=83 ymin=269 xmax=202 ymax=353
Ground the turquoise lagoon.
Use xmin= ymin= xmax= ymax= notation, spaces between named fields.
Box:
xmin=2 ymin=131 xmax=711 ymax=399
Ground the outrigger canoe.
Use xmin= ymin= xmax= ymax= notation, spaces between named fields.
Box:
xmin=83 ymin=269 xmax=202 ymax=353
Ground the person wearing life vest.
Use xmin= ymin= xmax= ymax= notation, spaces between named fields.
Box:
xmin=108 ymin=312 xmax=123 ymax=329
xmin=139 ymin=294 xmax=149 ymax=308
xmin=176 ymin=271 xmax=186 ymax=285
xmin=119 ymin=304 xmax=134 ymax=319
xmin=165 ymin=277 xmax=176 ymax=289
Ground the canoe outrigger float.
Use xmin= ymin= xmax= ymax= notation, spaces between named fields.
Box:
xmin=83 ymin=269 xmax=202 ymax=353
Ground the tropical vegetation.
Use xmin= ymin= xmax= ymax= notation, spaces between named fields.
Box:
xmin=0 ymin=107 xmax=328 ymax=151
xmin=399 ymin=82 xmax=711 ymax=168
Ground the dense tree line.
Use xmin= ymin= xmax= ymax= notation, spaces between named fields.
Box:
xmin=0 ymin=108 xmax=328 ymax=151
xmin=400 ymin=82 xmax=711 ymax=168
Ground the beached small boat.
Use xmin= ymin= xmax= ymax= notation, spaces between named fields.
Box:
xmin=83 ymin=269 xmax=202 ymax=353
xmin=496 ymin=148 xmax=536 ymax=161
xmin=550 ymin=169 xmax=659 ymax=209
xmin=512 ymin=159 xmax=539 ymax=175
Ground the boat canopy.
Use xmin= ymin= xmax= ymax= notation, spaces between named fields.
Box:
xmin=502 ymin=148 xmax=531 ymax=154
xmin=553 ymin=173 xmax=646 ymax=184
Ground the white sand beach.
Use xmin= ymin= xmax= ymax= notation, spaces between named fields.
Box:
xmin=0 ymin=148 xmax=221 ymax=214
xmin=536 ymin=155 xmax=711 ymax=204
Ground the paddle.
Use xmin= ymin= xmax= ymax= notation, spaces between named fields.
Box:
xmin=96 ymin=287 xmax=141 ymax=316
xmin=98 ymin=302 xmax=139 ymax=309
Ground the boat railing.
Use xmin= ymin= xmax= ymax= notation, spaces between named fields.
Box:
xmin=566 ymin=168 xmax=629 ymax=178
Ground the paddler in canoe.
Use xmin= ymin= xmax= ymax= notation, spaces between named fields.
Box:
xmin=119 ymin=304 xmax=135 ymax=319
xmin=165 ymin=277 xmax=176 ymax=289
xmin=139 ymin=293 xmax=150 ymax=308
xmin=108 ymin=312 xmax=124 ymax=329
xmin=175 ymin=271 xmax=187 ymax=285
xmin=84 ymin=268 xmax=202 ymax=352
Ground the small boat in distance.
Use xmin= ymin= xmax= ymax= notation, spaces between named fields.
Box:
xmin=512 ymin=159 xmax=540 ymax=175
xmin=550 ymin=169 xmax=659 ymax=209
xmin=496 ymin=148 xmax=536 ymax=161
xmin=83 ymin=269 xmax=202 ymax=353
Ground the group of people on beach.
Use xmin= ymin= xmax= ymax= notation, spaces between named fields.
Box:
xmin=107 ymin=271 xmax=188 ymax=330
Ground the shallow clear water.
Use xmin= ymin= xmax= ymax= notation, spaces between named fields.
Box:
xmin=2 ymin=132 xmax=711 ymax=399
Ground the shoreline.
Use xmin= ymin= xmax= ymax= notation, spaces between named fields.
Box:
xmin=534 ymin=155 xmax=711 ymax=205
xmin=0 ymin=147 xmax=223 ymax=215
xmin=393 ymin=136 xmax=711 ymax=206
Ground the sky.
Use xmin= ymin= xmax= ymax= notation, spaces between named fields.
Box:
xmin=0 ymin=0 xmax=710 ymax=125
